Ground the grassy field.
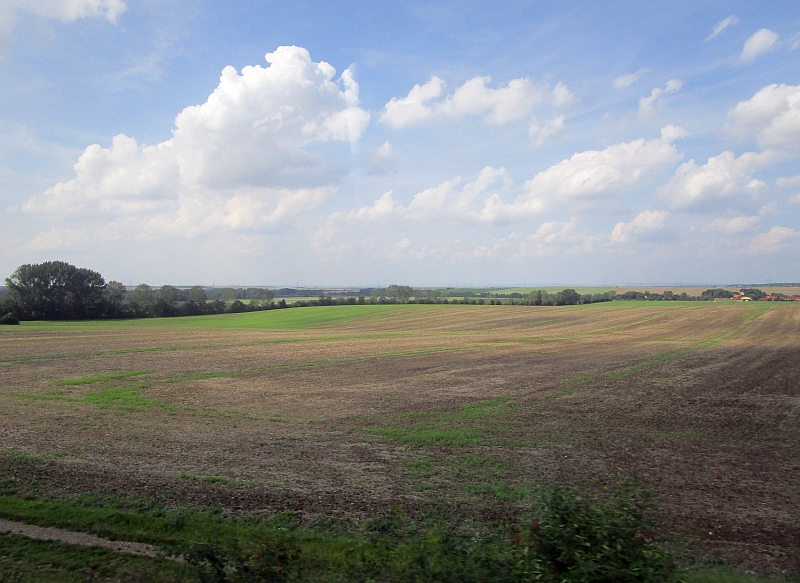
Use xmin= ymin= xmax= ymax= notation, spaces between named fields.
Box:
xmin=1 ymin=302 xmax=798 ymax=580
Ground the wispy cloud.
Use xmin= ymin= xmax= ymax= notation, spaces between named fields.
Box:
xmin=740 ymin=28 xmax=779 ymax=62
xmin=613 ymin=68 xmax=648 ymax=89
xmin=706 ymin=15 xmax=739 ymax=41
xmin=0 ymin=0 xmax=126 ymax=51
xmin=639 ymin=79 xmax=683 ymax=112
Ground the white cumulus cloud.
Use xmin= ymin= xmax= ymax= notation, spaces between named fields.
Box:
xmin=658 ymin=150 xmax=774 ymax=211
xmin=706 ymin=15 xmax=739 ymax=41
xmin=22 ymin=46 xmax=370 ymax=237
xmin=639 ymin=79 xmax=683 ymax=112
xmin=611 ymin=210 xmax=669 ymax=243
xmin=506 ymin=131 xmax=682 ymax=218
xmin=379 ymin=77 xmax=444 ymax=128
xmin=515 ymin=219 xmax=583 ymax=257
xmin=726 ymin=84 xmax=800 ymax=150
xmin=745 ymin=226 xmax=797 ymax=254
xmin=740 ymin=28 xmax=779 ymax=62
xmin=380 ymin=75 xmax=573 ymax=128
xmin=336 ymin=166 xmax=509 ymax=224
xmin=483 ymin=129 xmax=685 ymax=221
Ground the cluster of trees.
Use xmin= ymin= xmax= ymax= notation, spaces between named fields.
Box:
xmin=2 ymin=262 xmax=107 ymax=321
xmin=524 ymin=289 xmax=615 ymax=306
xmin=0 ymin=262 xmax=289 ymax=322
xmin=617 ymin=288 xmax=768 ymax=301
xmin=204 ymin=287 xmax=275 ymax=302
xmin=617 ymin=290 xmax=695 ymax=301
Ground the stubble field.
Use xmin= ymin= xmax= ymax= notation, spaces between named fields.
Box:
xmin=1 ymin=302 xmax=798 ymax=577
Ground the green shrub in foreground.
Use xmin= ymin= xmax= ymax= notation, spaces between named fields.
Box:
xmin=183 ymin=481 xmax=675 ymax=582
xmin=510 ymin=482 xmax=674 ymax=583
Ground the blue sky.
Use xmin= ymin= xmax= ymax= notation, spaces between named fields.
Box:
xmin=2 ymin=1 xmax=799 ymax=287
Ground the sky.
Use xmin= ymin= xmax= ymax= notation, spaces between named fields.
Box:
xmin=1 ymin=1 xmax=799 ymax=287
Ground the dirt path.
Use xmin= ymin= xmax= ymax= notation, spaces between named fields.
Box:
xmin=0 ymin=518 xmax=161 ymax=557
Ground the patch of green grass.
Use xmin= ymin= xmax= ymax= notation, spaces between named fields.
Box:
xmin=118 ymin=304 xmax=419 ymax=331
xmin=681 ymin=565 xmax=788 ymax=583
xmin=369 ymin=398 xmax=516 ymax=448
xmin=463 ymin=454 xmax=508 ymax=469
xmin=54 ymin=370 xmax=152 ymax=386
xmin=83 ymin=386 xmax=169 ymax=411
xmin=405 ymin=458 xmax=436 ymax=480
xmin=0 ymin=534 xmax=195 ymax=582
xmin=607 ymin=352 xmax=678 ymax=379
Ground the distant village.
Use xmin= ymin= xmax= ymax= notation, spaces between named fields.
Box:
xmin=713 ymin=289 xmax=800 ymax=302
xmin=730 ymin=293 xmax=800 ymax=302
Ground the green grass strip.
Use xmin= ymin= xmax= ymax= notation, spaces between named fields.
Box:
xmin=83 ymin=386 xmax=169 ymax=411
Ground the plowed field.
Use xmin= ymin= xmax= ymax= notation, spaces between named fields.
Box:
xmin=1 ymin=302 xmax=798 ymax=573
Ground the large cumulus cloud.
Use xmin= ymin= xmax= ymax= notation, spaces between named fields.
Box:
xmin=726 ymin=83 xmax=800 ymax=150
xmin=23 ymin=46 xmax=370 ymax=236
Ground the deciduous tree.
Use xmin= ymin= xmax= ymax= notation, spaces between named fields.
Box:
xmin=5 ymin=261 xmax=106 ymax=320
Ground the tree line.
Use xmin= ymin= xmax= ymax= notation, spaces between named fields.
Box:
xmin=0 ymin=261 xmax=782 ymax=324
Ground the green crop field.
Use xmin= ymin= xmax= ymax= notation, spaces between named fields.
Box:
xmin=0 ymin=303 xmax=423 ymax=333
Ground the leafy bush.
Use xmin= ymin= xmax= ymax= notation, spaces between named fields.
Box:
xmin=510 ymin=481 xmax=674 ymax=583
xmin=0 ymin=312 xmax=19 ymax=325
xmin=177 ymin=480 xmax=675 ymax=582
xmin=184 ymin=540 xmax=299 ymax=582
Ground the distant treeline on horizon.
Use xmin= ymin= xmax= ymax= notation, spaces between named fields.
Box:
xmin=0 ymin=261 xmax=796 ymax=324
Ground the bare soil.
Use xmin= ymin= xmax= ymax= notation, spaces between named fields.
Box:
xmin=1 ymin=303 xmax=798 ymax=575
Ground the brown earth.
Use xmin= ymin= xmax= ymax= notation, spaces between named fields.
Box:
xmin=0 ymin=302 xmax=798 ymax=575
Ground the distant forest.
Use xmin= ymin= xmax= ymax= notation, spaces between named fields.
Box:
xmin=0 ymin=261 xmax=788 ymax=323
